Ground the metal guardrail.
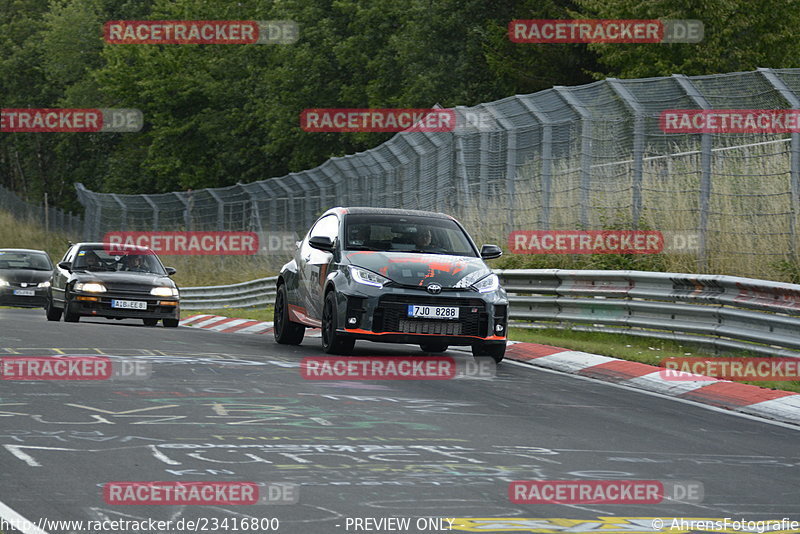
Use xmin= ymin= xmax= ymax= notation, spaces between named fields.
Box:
xmin=180 ymin=276 xmax=278 ymax=310
xmin=181 ymin=269 xmax=800 ymax=357
xmin=498 ymin=269 xmax=800 ymax=358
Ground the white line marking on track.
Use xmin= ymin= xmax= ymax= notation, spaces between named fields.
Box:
xmin=0 ymin=500 xmax=49 ymax=534
xmin=504 ymin=359 xmax=800 ymax=432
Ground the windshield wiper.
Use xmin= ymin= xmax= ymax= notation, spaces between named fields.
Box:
xmin=346 ymin=246 xmax=380 ymax=251
xmin=403 ymin=249 xmax=449 ymax=255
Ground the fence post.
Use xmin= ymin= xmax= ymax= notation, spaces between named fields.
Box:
xmin=483 ymin=102 xmax=517 ymax=237
xmin=519 ymin=96 xmax=553 ymax=230
xmin=607 ymin=78 xmax=645 ymax=228
xmin=173 ymin=192 xmax=191 ymax=231
xmin=453 ymin=121 xmax=472 ymax=220
xmin=109 ymin=194 xmax=128 ymax=232
xmin=206 ymin=189 xmax=225 ymax=231
xmin=673 ymin=74 xmax=712 ymax=271
xmin=758 ymin=67 xmax=800 ymax=261
xmin=555 ymin=86 xmax=592 ymax=229
xmin=142 ymin=194 xmax=160 ymax=231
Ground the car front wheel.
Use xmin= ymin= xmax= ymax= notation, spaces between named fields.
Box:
xmin=163 ymin=318 xmax=179 ymax=328
xmin=321 ymin=291 xmax=355 ymax=355
xmin=274 ymin=284 xmax=305 ymax=345
xmin=45 ymin=297 xmax=62 ymax=321
xmin=419 ymin=342 xmax=448 ymax=353
xmin=472 ymin=342 xmax=505 ymax=363
xmin=63 ymin=296 xmax=80 ymax=323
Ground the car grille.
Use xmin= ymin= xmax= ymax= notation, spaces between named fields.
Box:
xmin=373 ymin=295 xmax=487 ymax=337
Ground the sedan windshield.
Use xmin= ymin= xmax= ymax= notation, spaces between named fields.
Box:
xmin=0 ymin=252 xmax=53 ymax=271
xmin=344 ymin=214 xmax=478 ymax=257
xmin=73 ymin=247 xmax=167 ymax=275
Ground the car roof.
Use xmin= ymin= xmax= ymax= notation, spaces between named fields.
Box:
xmin=326 ymin=206 xmax=455 ymax=220
xmin=0 ymin=248 xmax=50 ymax=254
xmin=73 ymin=242 xmax=153 ymax=252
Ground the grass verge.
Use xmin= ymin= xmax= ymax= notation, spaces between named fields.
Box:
xmin=510 ymin=326 xmax=800 ymax=394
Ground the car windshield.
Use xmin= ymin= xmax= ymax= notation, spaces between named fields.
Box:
xmin=72 ymin=247 xmax=167 ymax=275
xmin=344 ymin=214 xmax=478 ymax=257
xmin=0 ymin=252 xmax=53 ymax=271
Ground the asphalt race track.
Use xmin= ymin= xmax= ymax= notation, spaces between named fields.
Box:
xmin=1 ymin=307 xmax=799 ymax=534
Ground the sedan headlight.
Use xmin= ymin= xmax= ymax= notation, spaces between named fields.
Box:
xmin=74 ymin=282 xmax=106 ymax=293
xmin=0 ymin=279 xmax=8 ymax=287
xmin=349 ymin=265 xmax=390 ymax=288
xmin=473 ymin=273 xmax=500 ymax=293
xmin=150 ymin=286 xmax=178 ymax=297
xmin=38 ymin=281 xmax=50 ymax=288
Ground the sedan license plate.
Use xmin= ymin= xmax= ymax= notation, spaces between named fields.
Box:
xmin=407 ymin=305 xmax=459 ymax=320
xmin=112 ymin=299 xmax=147 ymax=310
xmin=13 ymin=289 xmax=35 ymax=297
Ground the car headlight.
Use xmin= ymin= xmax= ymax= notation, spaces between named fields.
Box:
xmin=349 ymin=265 xmax=390 ymax=288
xmin=454 ymin=270 xmax=487 ymax=289
xmin=0 ymin=279 xmax=8 ymax=287
xmin=473 ymin=273 xmax=500 ymax=293
xmin=38 ymin=281 xmax=50 ymax=288
xmin=74 ymin=282 xmax=106 ymax=293
xmin=150 ymin=286 xmax=178 ymax=297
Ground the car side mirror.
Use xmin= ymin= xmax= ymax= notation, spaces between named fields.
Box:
xmin=58 ymin=261 xmax=72 ymax=272
xmin=480 ymin=244 xmax=503 ymax=260
xmin=309 ymin=235 xmax=335 ymax=253
xmin=165 ymin=267 xmax=177 ymax=276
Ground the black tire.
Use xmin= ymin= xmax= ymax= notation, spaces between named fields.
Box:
xmin=63 ymin=296 xmax=80 ymax=323
xmin=321 ymin=291 xmax=355 ymax=355
xmin=143 ymin=318 xmax=159 ymax=326
xmin=274 ymin=284 xmax=305 ymax=345
xmin=472 ymin=342 xmax=505 ymax=363
xmin=419 ymin=342 xmax=449 ymax=353
xmin=45 ymin=298 xmax=62 ymax=322
xmin=163 ymin=318 xmax=179 ymax=328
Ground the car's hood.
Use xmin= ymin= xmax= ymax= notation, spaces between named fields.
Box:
xmin=0 ymin=269 xmax=52 ymax=285
xmin=72 ymin=270 xmax=175 ymax=287
xmin=346 ymin=251 xmax=490 ymax=288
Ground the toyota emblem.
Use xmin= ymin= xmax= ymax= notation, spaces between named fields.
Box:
xmin=426 ymin=283 xmax=442 ymax=294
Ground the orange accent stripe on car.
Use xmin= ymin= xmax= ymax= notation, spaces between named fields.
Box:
xmin=289 ymin=304 xmax=321 ymax=327
xmin=344 ymin=328 xmax=505 ymax=341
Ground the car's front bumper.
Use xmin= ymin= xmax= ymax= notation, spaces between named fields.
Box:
xmin=335 ymin=284 xmax=507 ymax=347
xmin=69 ymin=292 xmax=180 ymax=320
xmin=0 ymin=287 xmax=49 ymax=308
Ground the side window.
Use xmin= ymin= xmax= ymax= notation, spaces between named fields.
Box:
xmin=310 ymin=215 xmax=339 ymax=241
xmin=63 ymin=247 xmax=76 ymax=263
xmin=301 ymin=215 xmax=339 ymax=256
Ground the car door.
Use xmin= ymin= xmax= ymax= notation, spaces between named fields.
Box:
xmin=298 ymin=214 xmax=340 ymax=322
xmin=51 ymin=245 xmax=76 ymax=305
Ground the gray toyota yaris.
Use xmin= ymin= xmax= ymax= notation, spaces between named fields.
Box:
xmin=274 ymin=207 xmax=508 ymax=361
